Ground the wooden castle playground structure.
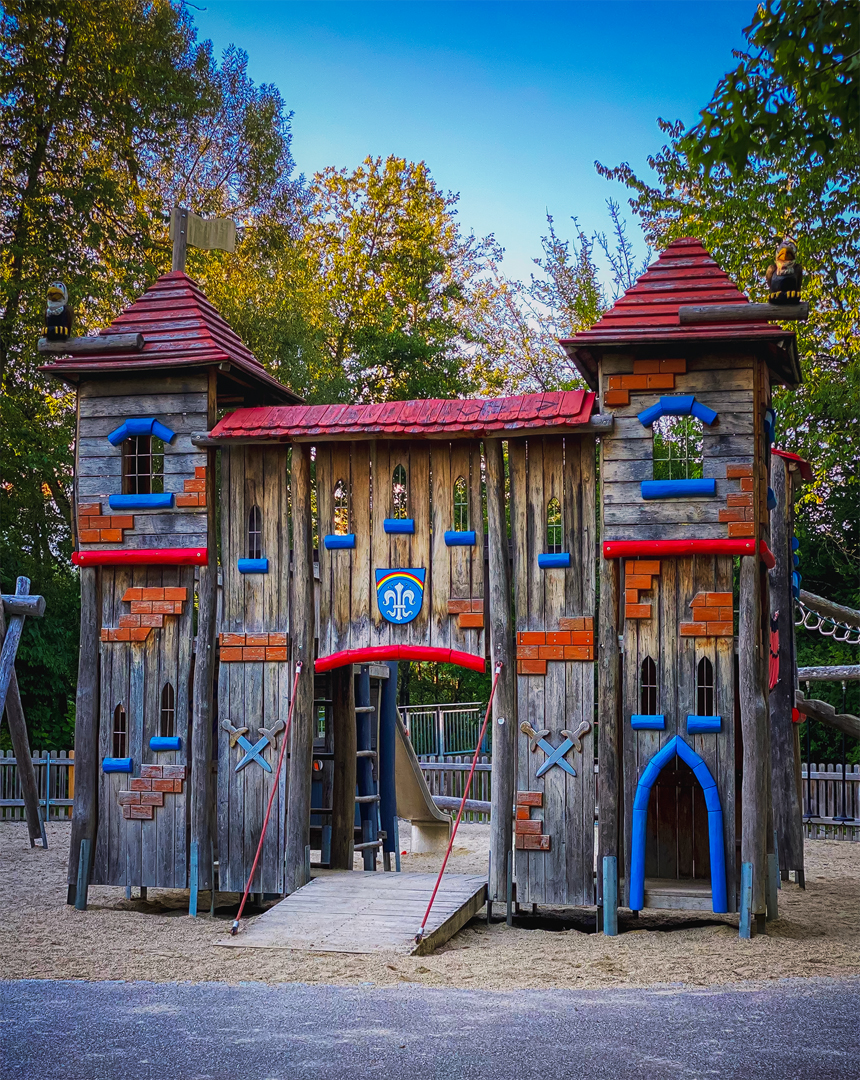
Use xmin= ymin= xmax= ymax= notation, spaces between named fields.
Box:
xmin=40 ymin=236 xmax=815 ymax=944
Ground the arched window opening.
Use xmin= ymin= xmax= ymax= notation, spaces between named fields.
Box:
xmin=247 ymin=505 xmax=262 ymax=560
xmin=697 ymin=657 xmax=715 ymax=716
xmin=160 ymin=682 xmax=176 ymax=738
xmin=546 ymin=497 xmax=562 ymax=553
xmin=453 ymin=475 xmax=468 ymax=531
xmin=122 ymin=435 xmax=164 ymax=495
xmin=652 ymin=415 xmax=704 ymax=482
xmin=113 ymin=703 xmax=127 ymax=758
xmin=333 ymin=478 xmax=349 ymax=534
xmin=392 ymin=463 xmax=408 ymax=518
xmin=640 ymin=657 xmax=658 ymax=715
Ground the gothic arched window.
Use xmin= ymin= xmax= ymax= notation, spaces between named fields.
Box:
xmin=160 ymin=682 xmax=176 ymax=738
xmin=546 ymin=497 xmax=562 ymax=553
xmin=113 ymin=703 xmax=127 ymax=758
xmin=453 ymin=475 xmax=468 ymax=531
xmin=122 ymin=435 xmax=164 ymax=495
xmin=697 ymin=657 xmax=715 ymax=716
xmin=333 ymin=478 xmax=349 ymax=534
xmin=392 ymin=464 xmax=408 ymax=518
xmin=652 ymin=415 xmax=704 ymax=482
xmin=247 ymin=505 xmax=262 ymax=560
xmin=640 ymin=657 xmax=658 ymax=715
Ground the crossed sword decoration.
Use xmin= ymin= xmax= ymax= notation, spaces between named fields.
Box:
xmin=221 ymin=717 xmax=286 ymax=773
xmin=520 ymin=719 xmax=591 ymax=778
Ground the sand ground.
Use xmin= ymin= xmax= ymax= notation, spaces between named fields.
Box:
xmin=1 ymin=822 xmax=858 ymax=990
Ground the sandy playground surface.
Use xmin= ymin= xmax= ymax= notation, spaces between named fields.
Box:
xmin=1 ymin=821 xmax=858 ymax=990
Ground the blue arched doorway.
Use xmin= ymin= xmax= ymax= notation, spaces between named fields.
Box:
xmin=630 ymin=735 xmax=728 ymax=913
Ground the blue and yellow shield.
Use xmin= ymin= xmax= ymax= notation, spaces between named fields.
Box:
xmin=375 ymin=568 xmax=426 ymax=625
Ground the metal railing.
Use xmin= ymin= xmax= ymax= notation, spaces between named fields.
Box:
xmin=400 ymin=702 xmax=489 ymax=757
xmin=0 ymin=750 xmax=74 ymax=820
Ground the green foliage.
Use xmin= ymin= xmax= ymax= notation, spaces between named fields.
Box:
xmin=398 ymin=662 xmax=491 ymax=713
xmin=685 ymin=0 xmax=859 ymax=173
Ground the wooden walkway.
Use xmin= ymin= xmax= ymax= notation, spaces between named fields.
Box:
xmin=215 ymin=871 xmax=487 ymax=955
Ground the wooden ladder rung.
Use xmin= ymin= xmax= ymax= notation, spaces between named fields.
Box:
xmin=354 ymin=705 xmax=376 ymax=713
xmin=353 ymin=840 xmax=383 ymax=851
xmin=355 ymin=794 xmax=380 ymax=804
xmin=356 ymin=749 xmax=377 ymax=758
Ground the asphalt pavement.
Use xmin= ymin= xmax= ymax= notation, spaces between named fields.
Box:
xmin=2 ymin=977 xmax=858 ymax=1079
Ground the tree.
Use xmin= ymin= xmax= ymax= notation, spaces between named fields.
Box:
xmin=684 ymin=0 xmax=859 ymax=173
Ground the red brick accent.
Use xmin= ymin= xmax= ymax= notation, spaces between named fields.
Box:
xmin=184 ymin=478 xmax=206 ymax=493
xmin=625 ymin=603 xmax=651 ymax=619
xmin=646 ymin=373 xmax=675 ymax=390
xmin=152 ymin=778 xmax=175 ymax=792
xmin=516 ymin=834 xmax=551 ymax=851
xmin=706 ymin=622 xmax=734 ymax=636
xmin=726 ymin=464 xmax=753 ymax=479
xmin=123 ymin=588 xmax=143 ymax=601
xmin=459 ymin=612 xmax=484 ymax=629
xmin=220 ymin=633 xmax=245 ymax=646
xmin=607 ymin=375 xmax=623 ymax=389
xmin=117 ymin=791 xmax=141 ymax=805
xmin=163 ymin=588 xmax=187 ymax=601
xmin=625 ymin=574 xmax=652 ymax=590
xmin=546 ymin=631 xmax=571 ymax=645
xmin=727 ymin=492 xmax=753 ymax=507
xmin=470 ymin=599 xmax=484 ymax=613
xmin=718 ymin=607 xmax=733 ymax=621
xmin=538 ymin=645 xmax=565 ymax=660
xmin=111 ymin=515 xmax=134 ymax=529
xmin=140 ymin=614 xmax=165 ymax=628
xmin=100 ymin=528 xmax=123 ymax=542
xmin=680 ymin=622 xmax=708 ymax=636
xmin=141 ymin=588 xmax=164 ymax=600
xmin=242 ymin=646 xmax=265 ymax=661
xmin=172 ymin=779 xmax=183 ymax=793
xmin=151 ymin=601 xmax=175 ymax=614
xmin=175 ymin=494 xmax=200 ymax=507
xmin=78 ymin=530 xmax=101 ymax=544
xmin=140 ymin=791 xmax=165 ymax=807
xmin=691 ymin=606 xmax=722 ymax=622
xmin=740 ymin=476 xmax=754 ymax=492
xmin=128 ymin=804 xmax=154 ymax=820
xmin=570 ymin=631 xmax=593 ymax=645
xmin=603 ymin=389 xmax=629 ymax=407
xmin=266 ymin=646 xmax=288 ymax=661
xmin=140 ymin=765 xmax=163 ymax=778
xmin=130 ymin=778 xmax=152 ymax=791
xmin=162 ymin=765 xmax=187 ymax=779
xmin=269 ymin=632 xmax=288 ymax=646
xmin=629 ymin=560 xmax=660 ymax=575
xmin=619 ymin=374 xmax=648 ymax=391
xmin=118 ymin=614 xmax=140 ymax=628
xmin=728 ymin=522 xmax=755 ymax=537
xmin=558 ymin=617 xmax=593 ymax=632
xmin=515 ymin=807 xmax=531 ymax=820
xmin=692 ymin=592 xmax=733 ymax=607
xmin=195 ymin=465 xmax=207 ymax=479
xmin=220 ymin=647 xmax=243 ymax=662
xmin=78 ymin=503 xmax=101 ymax=516
xmin=516 ymin=646 xmax=540 ymax=660
xmin=447 ymin=599 xmax=471 ymax=613
xmin=517 ymin=660 xmax=548 ymax=675
xmin=517 ymin=791 xmax=543 ymax=807
xmin=660 ymin=358 xmax=687 ymax=373
xmin=719 ymin=508 xmax=746 ymax=523
xmin=625 ymin=588 xmax=639 ymax=603
xmin=245 ymin=633 xmax=269 ymax=646
xmin=632 ymin=359 xmax=660 ymax=374
xmin=564 ymin=646 xmax=594 ymax=660
xmin=515 ymin=819 xmax=543 ymax=835
xmin=129 ymin=628 xmax=152 ymax=642
xmin=517 ymin=631 xmax=546 ymax=644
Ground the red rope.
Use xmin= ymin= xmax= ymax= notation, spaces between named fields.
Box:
xmin=415 ymin=661 xmax=503 ymax=942
xmin=231 ymin=660 xmax=303 ymax=934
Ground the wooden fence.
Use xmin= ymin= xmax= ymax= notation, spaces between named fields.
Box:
xmin=0 ymin=750 xmax=74 ymax=821
xmin=801 ymin=763 xmax=860 ymax=841
xmin=418 ymin=757 xmax=492 ymax=822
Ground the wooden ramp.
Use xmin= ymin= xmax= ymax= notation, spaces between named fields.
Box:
xmin=215 ymin=872 xmax=487 ymax=955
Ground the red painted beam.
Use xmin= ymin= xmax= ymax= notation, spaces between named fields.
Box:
xmin=603 ymin=538 xmax=775 ymax=569
xmin=71 ymin=547 xmax=208 ymax=567
xmin=315 ymin=645 xmax=486 ymax=674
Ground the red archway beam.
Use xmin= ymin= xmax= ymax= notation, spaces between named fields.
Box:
xmin=603 ymin=538 xmax=775 ymax=570
xmin=315 ymin=645 xmax=486 ymax=674
xmin=71 ymin=548 xmax=208 ymax=567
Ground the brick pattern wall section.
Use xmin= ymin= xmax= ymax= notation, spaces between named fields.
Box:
xmin=603 ymin=358 xmax=686 ymax=408
xmin=624 ymin=559 xmax=662 ymax=620
xmin=118 ymin=764 xmax=186 ymax=819
xmin=516 ymin=617 xmax=594 ymax=674
xmin=446 ymin=598 xmax=484 ymax=630
xmin=101 ymin=587 xmax=188 ymax=643
xmin=218 ymin=632 xmax=289 ymax=662
xmin=175 ymin=465 xmax=208 ymax=508
xmin=515 ymin=790 xmax=551 ymax=850
xmin=680 ymin=591 xmax=734 ymax=637
xmin=719 ymin=463 xmax=755 ymax=538
xmin=78 ymin=502 xmax=134 ymax=544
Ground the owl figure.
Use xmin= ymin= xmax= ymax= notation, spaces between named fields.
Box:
xmin=45 ymin=281 xmax=73 ymax=341
xmin=766 ymin=239 xmax=803 ymax=304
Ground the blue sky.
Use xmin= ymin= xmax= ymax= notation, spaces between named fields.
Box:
xmin=194 ymin=1 xmax=752 ymax=284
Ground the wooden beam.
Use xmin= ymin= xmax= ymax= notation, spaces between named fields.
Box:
xmin=1 ymin=594 xmax=45 ymax=618
xmin=285 ymin=443 xmax=316 ymax=893
xmin=795 ymin=691 xmax=860 ymax=741
xmin=768 ymin=454 xmax=804 ymax=873
xmin=485 ymin=438 xmax=516 ymax=905
xmin=0 ymin=581 xmax=43 ymax=846
xmin=171 ymin=206 xmax=189 ymax=273
xmin=37 ymin=333 xmax=144 ymax=355
xmin=739 ymin=555 xmax=769 ymax=917
xmin=329 ymin=665 xmax=356 ymax=870
xmin=597 ymin=542 xmax=621 ymax=897
xmin=799 ymin=589 xmax=860 ymax=629
xmin=798 ymin=665 xmax=860 ymax=681
xmin=679 ymin=302 xmax=809 ymax=325
xmin=67 ymin=567 xmax=100 ymax=904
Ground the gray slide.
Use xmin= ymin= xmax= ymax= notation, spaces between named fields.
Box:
xmin=394 ymin=713 xmax=451 ymax=852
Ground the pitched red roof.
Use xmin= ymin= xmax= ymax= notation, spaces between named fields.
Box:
xmin=561 ymin=237 xmax=798 ymax=387
xmin=40 ymin=271 xmax=299 ymax=403
xmin=209 ymin=390 xmax=597 ymax=441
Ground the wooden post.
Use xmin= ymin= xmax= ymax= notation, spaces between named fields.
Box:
xmin=597 ymin=544 xmax=621 ymax=906
xmin=769 ymin=455 xmax=804 ymax=874
xmin=378 ymin=661 xmax=398 ymax=863
xmin=171 ymin=206 xmax=189 ymax=273
xmin=0 ymin=582 xmax=43 ymax=846
xmin=190 ymin=442 xmax=218 ymax=899
xmin=284 ymin=442 xmax=315 ymax=894
xmin=330 ymin=664 xmax=356 ymax=870
xmin=485 ymin=438 xmax=516 ymax=904
xmin=740 ymin=555 xmax=768 ymax=919
xmin=602 ymin=856 xmax=618 ymax=936
xmin=67 ymin=566 xmax=100 ymax=904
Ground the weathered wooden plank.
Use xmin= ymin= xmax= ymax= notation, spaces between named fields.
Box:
xmin=604 ymin=502 xmax=725 ymax=525
xmin=330 ymin=666 xmax=356 ymax=870
xmin=79 ymin=412 xmax=207 ymax=438
xmin=369 ymin=442 xmax=390 ymax=650
xmin=740 ymin=555 xmax=768 ymax=915
xmin=408 ymin=442 xmax=431 ymax=647
xmin=331 ymin=443 xmax=353 ymax=654
xmin=430 ymin=442 xmax=452 ymax=652
xmin=603 ymin=522 xmax=731 ymax=542
xmin=349 ymin=443 xmax=371 ymax=653
xmin=467 ymin=441 xmax=485 ymax=656
xmin=79 ymin=393 xmax=209 ymax=418
xmin=316 ymin=444 xmax=333 ymax=660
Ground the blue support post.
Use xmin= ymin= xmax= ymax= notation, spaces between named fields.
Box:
xmin=189 ymin=840 xmax=199 ymax=917
xmin=739 ymin=861 xmax=753 ymax=938
xmin=355 ymin=665 xmax=377 ymax=871
xmin=602 ymin=856 xmax=618 ymax=936
xmin=75 ymin=837 xmax=91 ymax=911
xmin=378 ymin=661 xmax=399 ymax=868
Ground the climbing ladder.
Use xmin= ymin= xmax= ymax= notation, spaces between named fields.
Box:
xmin=355 ymin=665 xmax=385 ymax=869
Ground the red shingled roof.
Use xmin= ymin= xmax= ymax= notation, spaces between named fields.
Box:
xmin=40 ymin=271 xmax=299 ymax=403
xmin=209 ymin=390 xmax=596 ymax=441
xmin=561 ymin=237 xmax=797 ymax=387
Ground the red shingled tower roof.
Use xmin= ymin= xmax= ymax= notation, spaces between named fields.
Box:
xmin=561 ymin=237 xmax=799 ymax=388
xmin=41 ymin=271 xmax=299 ymax=404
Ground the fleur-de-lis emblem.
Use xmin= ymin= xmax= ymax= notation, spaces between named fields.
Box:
xmin=375 ymin=569 xmax=425 ymax=625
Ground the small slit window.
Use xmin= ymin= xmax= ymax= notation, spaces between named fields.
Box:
xmin=247 ymin=505 xmax=262 ymax=560
xmin=333 ymin=479 xmax=349 ymax=534
xmin=122 ymin=435 xmax=164 ymax=495
xmin=652 ymin=415 xmax=704 ymax=482
xmin=113 ymin=703 xmax=127 ymax=758
xmin=640 ymin=657 xmax=658 ymax=715
xmin=697 ymin=657 xmax=715 ymax=716
xmin=392 ymin=464 xmax=408 ymax=518
xmin=546 ymin=497 xmax=562 ymax=553
xmin=453 ymin=475 xmax=468 ymax=531
xmin=160 ymin=682 xmax=176 ymax=738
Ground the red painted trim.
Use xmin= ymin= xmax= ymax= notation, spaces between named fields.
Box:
xmin=603 ymin=538 xmax=776 ymax=568
xmin=772 ymin=448 xmax=814 ymax=484
xmin=71 ymin=547 xmax=208 ymax=567
xmin=315 ymin=645 xmax=486 ymax=674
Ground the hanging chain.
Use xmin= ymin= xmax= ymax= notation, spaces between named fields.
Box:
xmin=794 ymin=599 xmax=860 ymax=645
